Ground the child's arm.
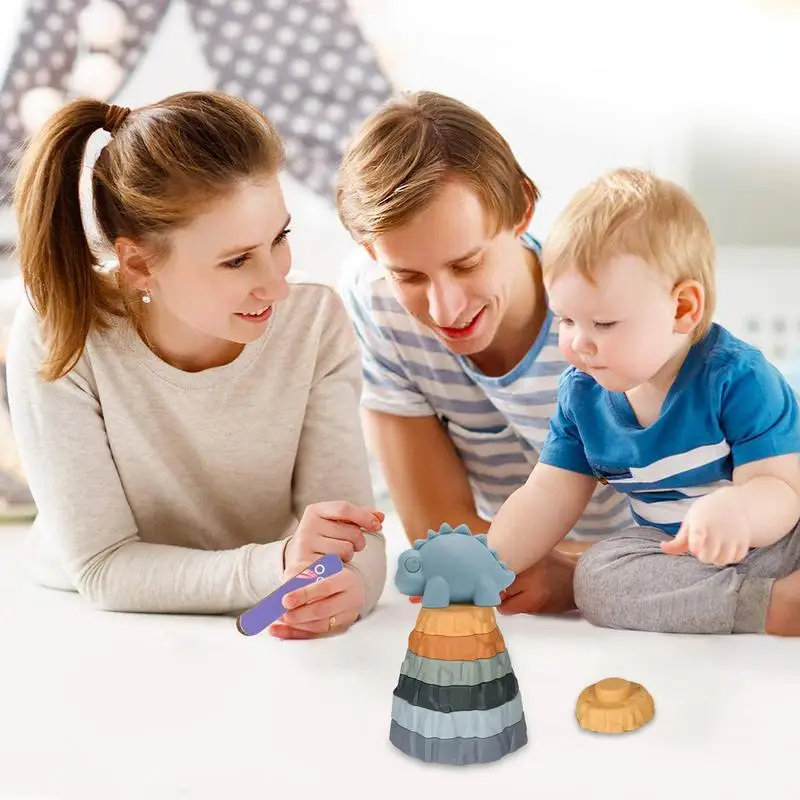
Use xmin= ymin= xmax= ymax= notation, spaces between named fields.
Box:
xmin=488 ymin=367 xmax=600 ymax=573
xmin=664 ymin=352 xmax=800 ymax=563
xmin=487 ymin=463 xmax=597 ymax=574
xmin=732 ymin=454 xmax=800 ymax=547
xmin=722 ymin=355 xmax=800 ymax=548
xmin=662 ymin=454 xmax=800 ymax=563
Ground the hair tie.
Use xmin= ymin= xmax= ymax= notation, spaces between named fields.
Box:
xmin=103 ymin=104 xmax=131 ymax=135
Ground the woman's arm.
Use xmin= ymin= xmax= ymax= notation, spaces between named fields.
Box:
xmin=6 ymin=305 xmax=287 ymax=614
xmin=290 ymin=293 xmax=387 ymax=617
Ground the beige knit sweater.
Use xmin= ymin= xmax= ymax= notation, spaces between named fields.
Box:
xmin=5 ymin=279 xmax=386 ymax=616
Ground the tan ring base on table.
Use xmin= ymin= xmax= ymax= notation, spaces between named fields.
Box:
xmin=576 ymin=677 xmax=655 ymax=734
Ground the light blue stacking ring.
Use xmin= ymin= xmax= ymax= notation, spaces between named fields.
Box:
xmin=391 ymin=693 xmax=524 ymax=739
xmin=399 ymin=651 xmax=513 ymax=686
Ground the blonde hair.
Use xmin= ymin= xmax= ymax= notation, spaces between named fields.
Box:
xmin=542 ymin=168 xmax=716 ymax=340
xmin=13 ymin=90 xmax=284 ymax=382
xmin=336 ymin=90 xmax=539 ymax=243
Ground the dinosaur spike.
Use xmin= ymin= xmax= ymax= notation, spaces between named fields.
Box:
xmin=438 ymin=523 xmax=454 ymax=534
xmin=453 ymin=524 xmax=471 ymax=535
xmin=489 ymin=547 xmax=499 ymax=557
xmin=413 ymin=540 xmax=425 ymax=550
xmin=426 ymin=528 xmax=438 ymax=540
xmin=475 ymin=534 xmax=489 ymax=546
xmin=499 ymin=561 xmax=510 ymax=570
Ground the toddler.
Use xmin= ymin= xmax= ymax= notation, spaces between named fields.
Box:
xmin=487 ymin=168 xmax=800 ymax=635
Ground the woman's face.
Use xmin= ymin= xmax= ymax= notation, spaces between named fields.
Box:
xmin=121 ymin=175 xmax=293 ymax=369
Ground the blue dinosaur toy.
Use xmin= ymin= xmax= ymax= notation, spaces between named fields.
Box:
xmin=394 ymin=523 xmax=516 ymax=608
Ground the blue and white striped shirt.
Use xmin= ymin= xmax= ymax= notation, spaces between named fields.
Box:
xmin=540 ymin=323 xmax=800 ymax=535
xmin=339 ymin=234 xmax=633 ymax=540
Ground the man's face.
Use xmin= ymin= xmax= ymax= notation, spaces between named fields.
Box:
xmin=367 ymin=179 xmax=525 ymax=357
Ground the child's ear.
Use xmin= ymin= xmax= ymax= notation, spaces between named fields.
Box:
xmin=672 ymin=279 xmax=705 ymax=335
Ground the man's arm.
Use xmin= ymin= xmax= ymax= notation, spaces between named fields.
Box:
xmin=364 ymin=408 xmax=594 ymax=559
xmin=487 ymin=463 xmax=598 ymax=574
xmin=338 ymin=263 xmax=470 ymax=544
xmin=363 ymin=409 xmax=488 ymax=543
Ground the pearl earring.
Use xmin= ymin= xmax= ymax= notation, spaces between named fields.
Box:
xmin=142 ymin=289 xmax=152 ymax=304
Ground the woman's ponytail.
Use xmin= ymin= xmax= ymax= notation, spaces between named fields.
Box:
xmin=13 ymin=99 xmax=123 ymax=381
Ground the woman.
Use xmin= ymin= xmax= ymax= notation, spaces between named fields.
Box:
xmin=5 ymin=90 xmax=386 ymax=639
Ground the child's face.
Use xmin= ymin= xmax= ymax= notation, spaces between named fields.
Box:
xmin=546 ymin=254 xmax=684 ymax=392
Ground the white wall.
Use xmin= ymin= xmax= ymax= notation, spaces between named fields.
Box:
xmin=352 ymin=0 xmax=800 ymax=242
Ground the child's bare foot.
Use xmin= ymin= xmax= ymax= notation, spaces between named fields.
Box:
xmin=765 ymin=570 xmax=800 ymax=636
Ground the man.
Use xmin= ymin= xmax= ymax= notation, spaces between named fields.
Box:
xmin=336 ymin=91 xmax=633 ymax=614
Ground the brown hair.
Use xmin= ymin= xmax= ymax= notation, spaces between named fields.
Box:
xmin=542 ymin=167 xmax=716 ymax=340
xmin=12 ymin=90 xmax=285 ymax=381
xmin=336 ymin=90 xmax=539 ymax=244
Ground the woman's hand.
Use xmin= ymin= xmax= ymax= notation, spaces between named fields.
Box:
xmin=284 ymin=501 xmax=384 ymax=575
xmin=269 ymin=568 xmax=365 ymax=639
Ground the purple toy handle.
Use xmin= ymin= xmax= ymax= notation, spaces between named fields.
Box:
xmin=236 ymin=554 xmax=344 ymax=636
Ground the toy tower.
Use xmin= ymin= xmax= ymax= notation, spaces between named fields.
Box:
xmin=390 ymin=524 xmax=528 ymax=765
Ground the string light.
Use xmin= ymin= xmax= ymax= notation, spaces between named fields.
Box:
xmin=18 ymin=0 xmax=128 ymax=136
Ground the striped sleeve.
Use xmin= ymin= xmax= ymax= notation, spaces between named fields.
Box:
xmin=339 ymin=264 xmax=434 ymax=418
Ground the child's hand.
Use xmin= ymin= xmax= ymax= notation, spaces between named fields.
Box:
xmin=268 ymin=568 xmax=365 ymax=640
xmin=284 ymin=502 xmax=384 ymax=575
xmin=661 ymin=488 xmax=751 ymax=565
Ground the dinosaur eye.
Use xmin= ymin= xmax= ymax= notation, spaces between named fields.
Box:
xmin=314 ymin=564 xmax=325 ymax=575
xmin=405 ymin=555 xmax=421 ymax=573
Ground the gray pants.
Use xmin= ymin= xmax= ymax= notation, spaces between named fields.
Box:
xmin=574 ymin=523 xmax=800 ymax=634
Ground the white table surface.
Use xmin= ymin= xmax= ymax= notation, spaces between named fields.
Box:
xmin=1 ymin=516 xmax=799 ymax=800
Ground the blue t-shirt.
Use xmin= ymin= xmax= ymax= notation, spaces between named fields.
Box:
xmin=539 ymin=323 xmax=800 ymax=535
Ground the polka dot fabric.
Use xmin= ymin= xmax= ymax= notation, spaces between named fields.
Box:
xmin=0 ymin=0 xmax=392 ymax=210
xmin=0 ymin=0 xmax=172 ymax=205
xmin=186 ymin=0 xmax=392 ymax=198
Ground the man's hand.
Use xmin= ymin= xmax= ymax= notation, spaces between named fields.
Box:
xmin=497 ymin=550 xmax=578 ymax=615
xmin=661 ymin=488 xmax=751 ymax=565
